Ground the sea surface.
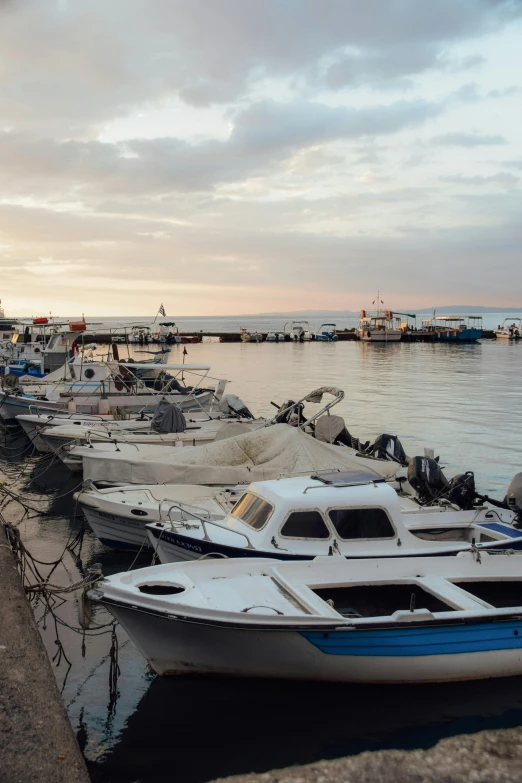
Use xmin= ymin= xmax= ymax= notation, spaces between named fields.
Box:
xmin=1 ymin=338 xmax=522 ymax=782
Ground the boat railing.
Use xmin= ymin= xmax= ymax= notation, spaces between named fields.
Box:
xmin=162 ymin=502 xmax=255 ymax=548
xmin=265 ymin=386 xmax=344 ymax=428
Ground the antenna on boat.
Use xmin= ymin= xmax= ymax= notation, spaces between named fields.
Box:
xmin=372 ymin=291 xmax=384 ymax=307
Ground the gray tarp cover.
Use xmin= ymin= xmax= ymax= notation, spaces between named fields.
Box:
xmin=151 ymin=398 xmax=186 ymax=433
xmin=82 ymin=423 xmax=400 ymax=485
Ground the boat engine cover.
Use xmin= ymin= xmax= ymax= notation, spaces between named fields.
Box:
xmin=218 ymin=394 xmax=254 ymax=420
xmin=372 ymin=434 xmax=408 ymax=465
xmin=407 ymin=456 xmax=449 ymax=503
xmin=507 ymin=473 xmax=522 ymax=515
xmin=446 ymin=471 xmax=476 ymax=510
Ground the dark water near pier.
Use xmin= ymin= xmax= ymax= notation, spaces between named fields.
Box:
xmin=1 ymin=338 xmax=522 ymax=782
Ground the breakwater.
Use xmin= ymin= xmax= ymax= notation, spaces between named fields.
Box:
xmin=0 ymin=518 xmax=90 ymax=783
xmin=87 ymin=329 xmax=497 ymax=344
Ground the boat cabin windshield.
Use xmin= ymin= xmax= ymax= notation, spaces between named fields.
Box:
xmin=230 ymin=492 xmax=274 ymax=530
xmin=328 ymin=508 xmax=395 ymax=539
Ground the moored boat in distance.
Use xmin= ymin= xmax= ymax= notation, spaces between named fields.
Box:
xmin=313 ymin=324 xmax=338 ymax=342
xmin=357 ymin=309 xmax=402 ymax=342
xmin=433 ymin=316 xmax=482 ymax=342
xmin=494 ymin=318 xmax=521 ymax=340
xmin=240 ymin=328 xmax=263 ymax=343
xmin=285 ymin=321 xmax=312 ymax=342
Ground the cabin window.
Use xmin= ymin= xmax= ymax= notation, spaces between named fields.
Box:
xmin=280 ymin=511 xmax=330 ymax=539
xmin=230 ymin=492 xmax=274 ymax=530
xmin=328 ymin=508 xmax=395 ymax=540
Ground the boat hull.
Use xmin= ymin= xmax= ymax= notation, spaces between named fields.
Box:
xmin=101 ymin=603 xmax=522 ymax=682
xmin=439 ymin=329 xmax=482 ymax=342
xmin=358 ymin=331 xmax=401 ymax=342
xmin=0 ymin=389 xmax=213 ymax=421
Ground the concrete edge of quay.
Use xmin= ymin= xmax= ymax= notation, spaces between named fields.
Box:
xmin=0 ymin=520 xmax=90 ymax=783
xmin=210 ymin=723 xmax=522 ymax=783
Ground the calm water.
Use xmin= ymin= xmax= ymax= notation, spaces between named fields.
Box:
xmin=1 ymin=339 xmax=522 ymax=783
xmin=39 ymin=310 xmax=522 ymax=334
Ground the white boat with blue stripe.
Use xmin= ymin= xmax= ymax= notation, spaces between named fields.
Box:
xmin=90 ymin=550 xmax=522 ymax=682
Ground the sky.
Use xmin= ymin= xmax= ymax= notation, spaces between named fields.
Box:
xmin=1 ymin=0 xmax=522 ymax=317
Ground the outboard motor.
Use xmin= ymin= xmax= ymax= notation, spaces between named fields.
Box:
xmin=507 ymin=473 xmax=522 ymax=522
xmin=372 ymin=434 xmax=408 ymax=466
xmin=407 ymin=456 xmax=449 ymax=504
xmin=218 ymin=394 xmax=254 ymax=420
xmin=446 ymin=471 xmax=476 ymax=510
xmin=274 ymin=400 xmax=306 ymax=425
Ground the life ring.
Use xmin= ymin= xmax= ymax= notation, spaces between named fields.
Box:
xmin=1 ymin=373 xmax=19 ymax=391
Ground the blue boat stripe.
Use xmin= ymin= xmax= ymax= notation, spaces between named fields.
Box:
xmin=481 ymin=523 xmax=522 ymax=538
xmin=302 ymin=620 xmax=522 ymax=656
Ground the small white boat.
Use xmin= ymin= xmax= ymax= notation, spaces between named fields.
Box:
xmin=240 ymin=328 xmax=263 ymax=343
xmin=77 ymin=484 xmax=245 ymax=550
xmin=266 ymin=332 xmax=284 ymax=342
xmin=90 ymin=549 xmax=522 ymax=682
xmin=22 ymin=394 xmax=257 ymax=456
xmin=285 ymin=321 xmax=312 ymax=342
xmin=494 ymin=318 xmax=521 ymax=340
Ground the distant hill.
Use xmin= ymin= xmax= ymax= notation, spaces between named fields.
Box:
xmin=246 ymin=306 xmax=522 ymax=316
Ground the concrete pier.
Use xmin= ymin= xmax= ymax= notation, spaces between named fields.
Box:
xmin=212 ymin=723 xmax=522 ymax=783
xmin=0 ymin=522 xmax=90 ymax=783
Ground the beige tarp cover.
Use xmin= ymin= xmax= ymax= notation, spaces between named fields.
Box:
xmin=315 ymin=415 xmax=346 ymax=443
xmin=81 ymin=423 xmax=399 ymax=485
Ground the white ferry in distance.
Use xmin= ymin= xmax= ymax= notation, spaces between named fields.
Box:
xmin=357 ymin=293 xmax=402 ymax=342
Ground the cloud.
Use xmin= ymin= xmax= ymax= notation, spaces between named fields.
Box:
xmin=0 ymin=96 xmax=444 ymax=197
xmin=0 ymin=0 xmax=520 ymax=133
xmin=441 ymin=172 xmax=519 ymax=187
xmin=431 ymin=132 xmax=508 ymax=147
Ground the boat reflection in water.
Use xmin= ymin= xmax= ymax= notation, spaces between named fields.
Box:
xmin=89 ymin=672 xmax=522 ymax=783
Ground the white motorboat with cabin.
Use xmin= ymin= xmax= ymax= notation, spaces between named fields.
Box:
xmin=89 ymin=549 xmax=522 ymax=682
xmin=145 ymin=470 xmax=522 ymax=562
xmin=494 ymin=318 xmax=521 ymax=340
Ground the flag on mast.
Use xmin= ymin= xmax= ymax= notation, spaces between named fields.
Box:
xmin=159 ymin=304 xmax=166 ymax=317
